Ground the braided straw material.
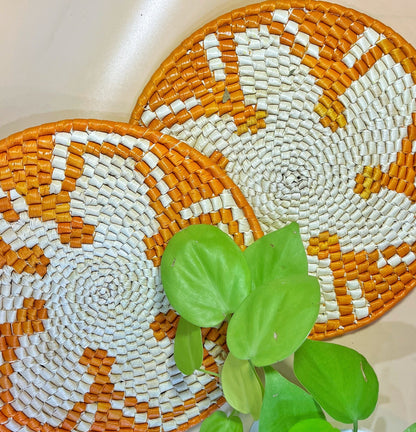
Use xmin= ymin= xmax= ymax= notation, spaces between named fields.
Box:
xmin=131 ymin=0 xmax=416 ymax=340
xmin=0 ymin=119 xmax=263 ymax=432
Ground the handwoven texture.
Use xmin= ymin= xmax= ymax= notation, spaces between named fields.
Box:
xmin=0 ymin=119 xmax=263 ymax=432
xmin=131 ymin=0 xmax=416 ymax=340
xmin=3 ymin=1 xmax=416 ymax=432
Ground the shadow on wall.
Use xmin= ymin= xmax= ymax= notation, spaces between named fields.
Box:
xmin=340 ymin=319 xmax=416 ymax=364
xmin=372 ymin=417 xmax=387 ymax=432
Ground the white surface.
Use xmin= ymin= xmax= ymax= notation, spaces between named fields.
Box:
xmin=0 ymin=1 xmax=416 ymax=431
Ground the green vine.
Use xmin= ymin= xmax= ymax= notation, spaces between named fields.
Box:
xmin=159 ymin=223 xmax=401 ymax=432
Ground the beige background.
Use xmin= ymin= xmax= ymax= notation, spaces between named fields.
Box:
xmin=0 ymin=1 xmax=415 ymax=431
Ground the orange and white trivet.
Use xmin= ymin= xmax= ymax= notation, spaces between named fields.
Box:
xmin=2 ymin=1 xmax=416 ymax=432
xmin=131 ymin=0 xmax=416 ymax=340
xmin=0 ymin=119 xmax=261 ymax=432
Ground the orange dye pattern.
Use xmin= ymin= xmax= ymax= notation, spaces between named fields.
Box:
xmin=0 ymin=341 xmax=223 ymax=432
xmin=308 ymin=232 xmax=416 ymax=339
xmin=0 ymin=121 xmax=263 ymax=274
xmin=355 ymin=114 xmax=416 ymax=202
xmin=133 ymin=2 xmax=416 ymax=135
xmin=0 ymin=297 xmax=48 ymax=368
xmin=141 ymin=145 xmax=259 ymax=266
xmin=150 ymin=309 xmax=229 ymax=374
xmin=0 ymin=239 xmax=49 ymax=278
xmin=143 ymin=22 xmax=267 ymax=137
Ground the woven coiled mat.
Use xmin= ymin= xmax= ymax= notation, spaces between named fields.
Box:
xmin=131 ymin=0 xmax=416 ymax=339
xmin=1 ymin=1 xmax=416 ymax=432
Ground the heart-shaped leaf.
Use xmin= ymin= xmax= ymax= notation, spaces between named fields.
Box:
xmin=288 ymin=418 xmax=340 ymax=432
xmin=227 ymin=275 xmax=321 ymax=366
xmin=200 ymin=411 xmax=243 ymax=432
xmin=174 ymin=316 xmax=203 ymax=375
xmin=221 ymin=352 xmax=263 ymax=420
xmin=403 ymin=423 xmax=416 ymax=432
xmin=244 ymin=222 xmax=308 ymax=289
xmin=259 ymin=367 xmax=324 ymax=432
xmin=294 ymin=339 xmax=379 ymax=425
xmin=161 ymin=224 xmax=251 ymax=327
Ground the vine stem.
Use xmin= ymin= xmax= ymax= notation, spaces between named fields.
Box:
xmin=198 ymin=368 xmax=220 ymax=377
xmin=353 ymin=420 xmax=359 ymax=432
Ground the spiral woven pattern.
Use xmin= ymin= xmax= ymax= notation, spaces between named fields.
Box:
xmin=131 ymin=0 xmax=416 ymax=339
xmin=2 ymin=1 xmax=416 ymax=431
xmin=0 ymin=119 xmax=262 ymax=432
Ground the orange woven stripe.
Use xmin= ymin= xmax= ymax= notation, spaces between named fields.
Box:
xmin=0 ymin=120 xmax=263 ymax=275
xmin=355 ymin=114 xmax=416 ymax=202
xmin=1 ymin=345 xmax=223 ymax=432
xmin=132 ymin=1 xmax=416 ymax=136
xmin=308 ymin=233 xmax=416 ymax=339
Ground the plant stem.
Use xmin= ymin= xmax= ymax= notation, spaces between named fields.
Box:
xmin=353 ymin=420 xmax=359 ymax=432
xmin=198 ymin=368 xmax=220 ymax=378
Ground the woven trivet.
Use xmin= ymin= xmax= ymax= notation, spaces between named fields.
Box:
xmin=0 ymin=119 xmax=265 ymax=432
xmin=131 ymin=0 xmax=416 ymax=341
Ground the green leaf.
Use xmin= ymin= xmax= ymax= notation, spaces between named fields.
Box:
xmin=403 ymin=423 xmax=416 ymax=432
xmin=259 ymin=367 xmax=324 ymax=432
xmin=173 ymin=316 xmax=203 ymax=375
xmin=221 ymin=352 xmax=263 ymax=419
xmin=160 ymin=224 xmax=251 ymax=327
xmin=227 ymin=275 xmax=321 ymax=366
xmin=200 ymin=411 xmax=243 ymax=432
xmin=294 ymin=339 xmax=379 ymax=425
xmin=287 ymin=418 xmax=340 ymax=432
xmin=244 ymin=222 xmax=308 ymax=289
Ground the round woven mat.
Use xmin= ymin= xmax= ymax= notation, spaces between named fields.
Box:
xmin=131 ymin=0 xmax=416 ymax=341
xmin=3 ymin=1 xmax=416 ymax=432
xmin=0 ymin=119 xmax=264 ymax=432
